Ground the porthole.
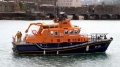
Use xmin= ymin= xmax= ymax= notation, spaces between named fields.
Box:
xmin=64 ymin=30 xmax=68 ymax=34
xmin=74 ymin=30 xmax=78 ymax=34
xmin=69 ymin=30 xmax=73 ymax=35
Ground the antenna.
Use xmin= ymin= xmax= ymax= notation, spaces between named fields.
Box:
xmin=55 ymin=0 xmax=59 ymax=18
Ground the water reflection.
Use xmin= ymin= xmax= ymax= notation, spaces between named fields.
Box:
xmin=12 ymin=52 xmax=108 ymax=59
xmin=12 ymin=53 xmax=108 ymax=67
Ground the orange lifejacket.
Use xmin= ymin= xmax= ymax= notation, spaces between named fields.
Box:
xmin=15 ymin=32 xmax=22 ymax=38
xmin=53 ymin=18 xmax=57 ymax=23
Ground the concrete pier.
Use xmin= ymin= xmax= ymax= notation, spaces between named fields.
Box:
xmin=0 ymin=6 xmax=120 ymax=20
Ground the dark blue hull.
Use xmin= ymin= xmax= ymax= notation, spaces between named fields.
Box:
xmin=12 ymin=39 xmax=112 ymax=55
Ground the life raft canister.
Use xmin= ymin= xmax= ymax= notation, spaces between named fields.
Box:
xmin=32 ymin=30 xmax=37 ymax=35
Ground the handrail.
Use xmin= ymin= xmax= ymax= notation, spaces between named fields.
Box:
xmin=25 ymin=23 xmax=43 ymax=33
xmin=25 ymin=33 xmax=109 ymax=43
xmin=24 ymin=33 xmax=110 ymax=50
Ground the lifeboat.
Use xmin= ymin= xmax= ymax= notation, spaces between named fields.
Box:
xmin=12 ymin=18 xmax=113 ymax=55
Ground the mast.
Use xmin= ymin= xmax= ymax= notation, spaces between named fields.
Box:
xmin=55 ymin=0 xmax=59 ymax=18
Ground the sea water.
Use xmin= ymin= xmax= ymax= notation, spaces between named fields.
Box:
xmin=0 ymin=20 xmax=120 ymax=67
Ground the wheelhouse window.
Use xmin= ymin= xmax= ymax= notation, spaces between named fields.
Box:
xmin=50 ymin=31 xmax=54 ymax=35
xmin=74 ymin=30 xmax=78 ymax=34
xmin=69 ymin=30 xmax=73 ymax=35
xmin=55 ymin=31 xmax=58 ymax=36
xmin=64 ymin=30 xmax=68 ymax=34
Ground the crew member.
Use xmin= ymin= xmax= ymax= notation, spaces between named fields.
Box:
xmin=58 ymin=15 xmax=63 ymax=22
xmin=58 ymin=12 xmax=65 ymax=22
xmin=19 ymin=31 xmax=22 ymax=42
xmin=53 ymin=17 xmax=58 ymax=23
xmin=15 ymin=31 xmax=22 ymax=43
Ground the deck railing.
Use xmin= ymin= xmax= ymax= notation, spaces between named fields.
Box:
xmin=34 ymin=33 xmax=111 ymax=50
xmin=12 ymin=33 xmax=112 ymax=50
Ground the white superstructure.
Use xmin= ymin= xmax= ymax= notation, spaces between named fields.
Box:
xmin=57 ymin=0 xmax=82 ymax=7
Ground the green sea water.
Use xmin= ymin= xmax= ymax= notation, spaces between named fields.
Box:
xmin=0 ymin=20 xmax=119 ymax=67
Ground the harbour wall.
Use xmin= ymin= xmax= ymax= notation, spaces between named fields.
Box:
xmin=0 ymin=6 xmax=120 ymax=20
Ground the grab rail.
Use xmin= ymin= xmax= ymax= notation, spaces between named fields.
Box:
xmin=23 ymin=33 xmax=109 ymax=43
xmin=23 ymin=33 xmax=111 ymax=50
